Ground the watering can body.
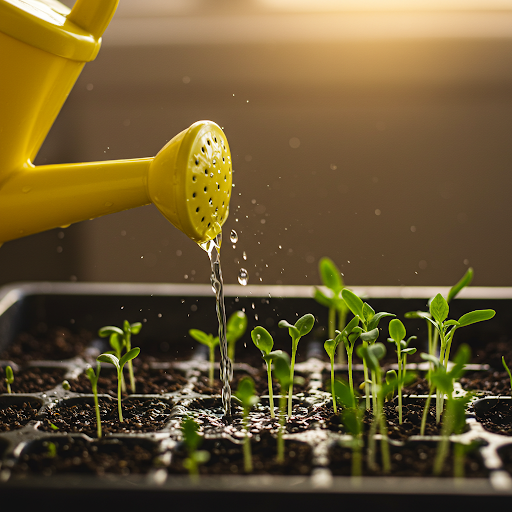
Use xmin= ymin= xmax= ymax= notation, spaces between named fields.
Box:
xmin=0 ymin=0 xmax=231 ymax=244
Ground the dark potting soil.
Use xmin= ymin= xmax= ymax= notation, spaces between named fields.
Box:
xmin=461 ymin=370 xmax=512 ymax=396
xmin=0 ymin=400 xmax=40 ymax=432
xmin=12 ymin=437 xmax=161 ymax=476
xmin=0 ymin=367 xmax=67 ymax=394
xmin=474 ymin=399 xmax=512 ymax=435
xmin=497 ymin=444 xmax=512 ymax=477
xmin=469 ymin=337 xmax=512 ymax=369
xmin=38 ymin=397 xmax=173 ymax=436
xmin=68 ymin=365 xmax=188 ymax=395
xmin=0 ymin=327 xmax=91 ymax=363
xmin=169 ymin=433 xmax=312 ymax=476
xmin=329 ymin=441 xmax=489 ymax=477
xmin=193 ymin=367 xmax=310 ymax=396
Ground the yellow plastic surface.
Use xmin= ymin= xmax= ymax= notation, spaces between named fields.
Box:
xmin=0 ymin=1 xmax=232 ymax=245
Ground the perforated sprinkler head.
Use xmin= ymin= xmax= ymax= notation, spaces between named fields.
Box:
xmin=148 ymin=121 xmax=232 ymax=243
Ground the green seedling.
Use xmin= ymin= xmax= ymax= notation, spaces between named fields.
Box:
xmin=342 ymin=288 xmax=394 ymax=409
xmin=99 ymin=321 xmax=141 ymax=393
xmin=86 ymin=361 xmax=102 ymax=438
xmin=502 ymin=357 xmax=512 ymax=396
xmin=405 ymin=267 xmax=474 ymax=383
xmin=97 ymin=348 xmax=140 ymax=423
xmin=4 ymin=365 xmax=13 ymax=393
xmin=429 ymin=344 xmax=472 ymax=476
xmin=427 ymin=293 xmax=495 ymax=422
xmin=104 ymin=330 xmax=127 ymax=392
xmin=324 ymin=316 xmax=362 ymax=413
xmin=385 ymin=369 xmax=398 ymax=402
xmin=314 ymin=257 xmax=349 ymax=362
xmin=418 ymin=353 xmax=440 ymax=436
xmin=227 ymin=310 xmax=248 ymax=363
xmin=251 ymin=326 xmax=276 ymax=418
xmin=235 ymin=376 xmax=259 ymax=473
xmin=44 ymin=441 xmax=57 ymax=459
xmin=61 ymin=380 xmax=71 ymax=391
xmin=49 ymin=422 xmax=59 ymax=431
xmin=333 ymin=378 xmax=364 ymax=477
xmin=268 ymin=350 xmax=292 ymax=463
xmin=189 ymin=329 xmax=219 ymax=387
xmin=388 ymin=319 xmax=417 ymax=424
xmin=181 ymin=417 xmax=210 ymax=480
xmin=278 ymin=313 xmax=315 ymax=417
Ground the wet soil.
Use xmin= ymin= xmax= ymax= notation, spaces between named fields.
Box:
xmin=12 ymin=437 xmax=161 ymax=476
xmin=0 ymin=327 xmax=91 ymax=363
xmin=329 ymin=441 xmax=489 ymax=477
xmin=461 ymin=370 xmax=511 ymax=396
xmin=474 ymin=399 xmax=512 ymax=435
xmin=0 ymin=400 xmax=40 ymax=432
xmin=69 ymin=365 xmax=188 ymax=395
xmin=38 ymin=397 xmax=173 ymax=436
xmin=169 ymin=433 xmax=312 ymax=476
xmin=0 ymin=367 xmax=67 ymax=394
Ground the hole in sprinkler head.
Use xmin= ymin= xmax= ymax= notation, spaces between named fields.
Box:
xmin=204 ymin=169 xmax=208 ymax=175
xmin=196 ymin=207 xmax=200 ymax=212
xmin=204 ymin=186 xmax=207 ymax=192
xmin=192 ymin=192 xmax=196 ymax=198
xmin=209 ymin=198 xmax=213 ymax=205
xmin=224 ymin=175 xmax=227 ymax=181
xmin=201 ymin=147 xmax=205 ymax=153
xmin=201 ymin=217 xmax=205 ymax=222
xmin=222 ymin=157 xmax=225 ymax=163
xmin=208 ymin=222 xmax=211 ymax=227
xmin=192 ymin=176 xmax=196 ymax=182
xmin=217 ymin=184 xmax=220 ymax=190
xmin=215 ymin=207 xmax=218 ymax=212
xmin=213 ymin=159 xmax=216 ymax=165
xmin=222 ymin=201 xmax=225 ymax=206
xmin=214 ymin=137 xmax=217 ymax=143
xmin=195 ymin=159 xmax=199 ymax=165
xmin=207 ymin=140 xmax=211 ymax=145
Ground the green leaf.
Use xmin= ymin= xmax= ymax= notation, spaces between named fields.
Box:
xmin=341 ymin=289 xmax=364 ymax=318
xmin=342 ymin=316 xmax=360 ymax=336
xmin=388 ymin=318 xmax=406 ymax=344
xmin=360 ymin=328 xmax=379 ymax=343
xmin=235 ymin=376 xmax=259 ymax=409
xmin=5 ymin=365 xmax=13 ymax=384
xmin=251 ymin=326 xmax=273 ymax=355
xmin=342 ymin=408 xmax=362 ymax=436
xmin=347 ymin=326 xmax=362 ymax=345
xmin=457 ymin=309 xmax=495 ymax=327
xmin=324 ymin=338 xmax=338 ymax=360
xmin=370 ymin=342 xmax=386 ymax=361
xmin=333 ymin=379 xmax=356 ymax=409
xmin=430 ymin=293 xmax=449 ymax=324
xmin=278 ymin=319 xmax=300 ymax=340
xmin=404 ymin=310 xmax=428 ymax=319
xmin=123 ymin=320 xmax=131 ymax=333
xmin=97 ymin=353 xmax=120 ymax=371
xmin=109 ymin=332 xmax=124 ymax=354
xmin=120 ymin=347 xmax=140 ymax=368
xmin=98 ymin=325 xmax=124 ymax=338
xmin=356 ymin=343 xmax=385 ymax=373
xmin=193 ymin=450 xmax=210 ymax=464
xmin=368 ymin=312 xmax=395 ymax=331
xmin=319 ymin=257 xmax=344 ymax=293
xmin=444 ymin=320 xmax=460 ymax=327
xmin=227 ymin=311 xmax=247 ymax=343
xmin=502 ymin=357 xmax=512 ymax=383
xmin=182 ymin=417 xmax=202 ymax=452
xmin=189 ymin=329 xmax=214 ymax=347
xmin=402 ymin=348 xmax=417 ymax=356
xmin=447 ymin=267 xmax=473 ymax=303
xmin=313 ymin=287 xmax=333 ymax=308
xmin=295 ymin=313 xmax=315 ymax=337
xmin=269 ymin=350 xmax=291 ymax=389
xmin=420 ymin=352 xmax=441 ymax=369
xmin=362 ymin=303 xmax=375 ymax=324
xmin=130 ymin=322 xmax=142 ymax=335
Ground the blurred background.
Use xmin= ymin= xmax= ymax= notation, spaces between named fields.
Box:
xmin=1 ymin=0 xmax=512 ymax=288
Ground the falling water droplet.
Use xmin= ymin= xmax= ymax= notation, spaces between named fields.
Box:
xmin=230 ymin=230 xmax=238 ymax=243
xmin=242 ymin=251 xmax=247 ymax=261
xmin=238 ymin=268 xmax=249 ymax=286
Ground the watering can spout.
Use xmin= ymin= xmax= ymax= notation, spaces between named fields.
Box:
xmin=0 ymin=0 xmax=232 ymax=244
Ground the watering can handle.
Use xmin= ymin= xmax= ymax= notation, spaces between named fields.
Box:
xmin=68 ymin=0 xmax=119 ymax=39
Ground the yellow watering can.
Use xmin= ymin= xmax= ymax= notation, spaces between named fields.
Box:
xmin=0 ymin=0 xmax=232 ymax=245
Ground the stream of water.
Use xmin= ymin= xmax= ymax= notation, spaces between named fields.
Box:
xmin=200 ymin=232 xmax=232 ymax=420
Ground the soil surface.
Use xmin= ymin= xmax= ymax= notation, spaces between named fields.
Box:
xmin=0 ymin=367 xmax=67 ymax=394
xmin=169 ymin=433 xmax=312 ymax=476
xmin=474 ymin=399 xmax=512 ymax=435
xmin=38 ymin=397 xmax=173 ymax=436
xmin=13 ymin=437 xmax=161 ymax=476
xmin=1 ymin=327 xmax=91 ymax=363
xmin=461 ymin=370 xmax=512 ymax=396
xmin=329 ymin=441 xmax=489 ymax=477
xmin=68 ymin=365 xmax=188 ymax=395
xmin=0 ymin=400 xmax=40 ymax=432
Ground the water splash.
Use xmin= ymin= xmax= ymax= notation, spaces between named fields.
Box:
xmin=200 ymin=233 xmax=232 ymax=420
xmin=230 ymin=230 xmax=238 ymax=244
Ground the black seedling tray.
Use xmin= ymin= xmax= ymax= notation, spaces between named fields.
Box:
xmin=1 ymin=282 xmax=512 ymax=511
